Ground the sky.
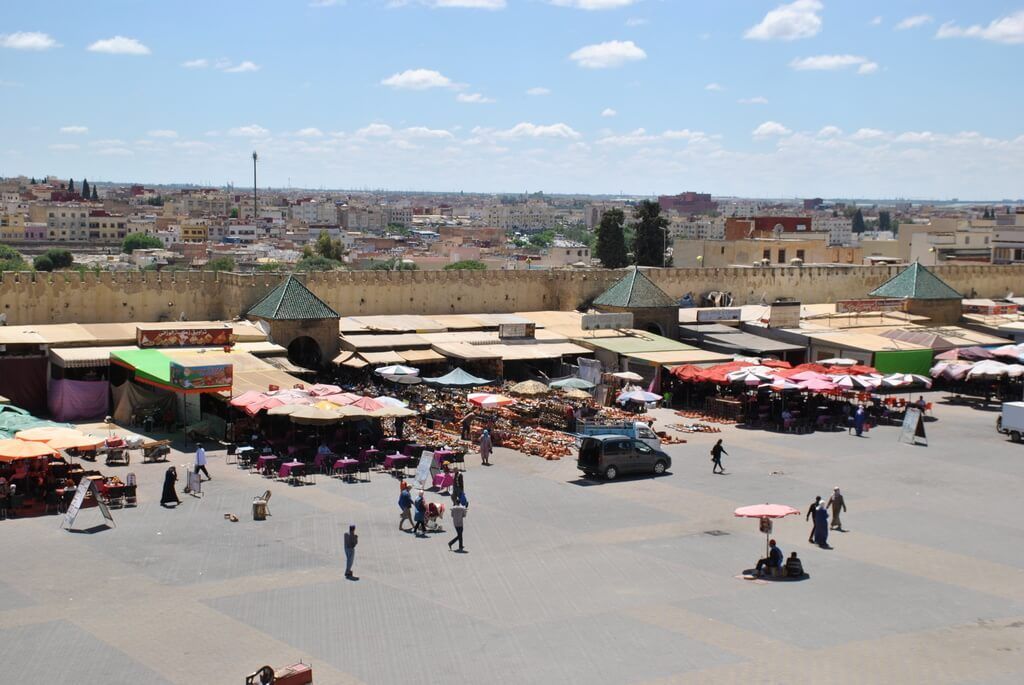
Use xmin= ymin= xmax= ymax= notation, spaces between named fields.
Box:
xmin=2 ymin=0 xmax=1024 ymax=199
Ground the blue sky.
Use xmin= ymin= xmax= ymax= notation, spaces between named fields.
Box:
xmin=2 ymin=0 xmax=1024 ymax=198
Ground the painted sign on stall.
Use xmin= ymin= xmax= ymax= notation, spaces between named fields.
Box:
xmin=835 ymin=298 xmax=906 ymax=314
xmin=498 ymin=323 xmax=536 ymax=339
xmin=137 ymin=327 xmax=233 ymax=348
xmin=767 ymin=301 xmax=801 ymax=329
xmin=696 ymin=308 xmax=741 ymax=322
xmin=170 ymin=362 xmax=233 ymax=390
xmin=581 ymin=313 xmax=634 ymax=331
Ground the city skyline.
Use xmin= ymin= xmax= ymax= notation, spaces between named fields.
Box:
xmin=3 ymin=1 xmax=1024 ymax=198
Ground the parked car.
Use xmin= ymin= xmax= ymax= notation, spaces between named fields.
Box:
xmin=577 ymin=420 xmax=662 ymax=449
xmin=996 ymin=401 xmax=1024 ymax=442
xmin=577 ymin=434 xmax=671 ymax=480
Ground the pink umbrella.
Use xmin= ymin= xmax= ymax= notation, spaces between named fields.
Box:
xmin=789 ymin=370 xmax=826 ymax=382
xmin=320 ymin=392 xmax=362 ymax=405
xmin=798 ymin=378 xmax=836 ymax=392
xmin=735 ymin=504 xmax=800 ymax=557
xmin=468 ymin=392 xmax=517 ymax=409
xmin=350 ymin=396 xmax=384 ymax=412
xmin=307 ymin=383 xmax=342 ymax=397
xmin=230 ymin=390 xmax=268 ymax=408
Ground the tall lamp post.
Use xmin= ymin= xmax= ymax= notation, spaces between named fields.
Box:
xmin=252 ymin=151 xmax=258 ymax=225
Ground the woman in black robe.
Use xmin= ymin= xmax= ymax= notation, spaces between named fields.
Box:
xmin=160 ymin=466 xmax=181 ymax=507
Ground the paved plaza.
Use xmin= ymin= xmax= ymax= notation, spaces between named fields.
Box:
xmin=2 ymin=392 xmax=1024 ymax=684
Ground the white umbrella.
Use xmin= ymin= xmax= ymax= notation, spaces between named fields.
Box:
xmin=611 ymin=371 xmax=644 ymax=382
xmin=374 ymin=396 xmax=409 ymax=408
xmin=759 ymin=379 xmax=801 ymax=392
xmin=727 ymin=366 xmax=776 ymax=386
xmin=468 ymin=392 xmax=516 ymax=409
xmin=617 ymin=389 xmax=662 ymax=403
xmin=830 ymin=374 xmax=880 ymax=390
xmin=375 ymin=365 xmax=419 ymax=377
xmin=966 ymin=360 xmax=1011 ymax=379
xmin=882 ymin=373 xmax=932 ymax=388
xmin=819 ymin=358 xmax=858 ymax=367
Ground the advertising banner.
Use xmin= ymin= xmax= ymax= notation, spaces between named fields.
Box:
xmin=137 ymin=327 xmax=233 ymax=348
xmin=170 ymin=362 xmax=233 ymax=390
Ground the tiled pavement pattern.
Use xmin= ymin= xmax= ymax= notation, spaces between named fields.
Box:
xmin=1 ymin=392 xmax=1024 ymax=684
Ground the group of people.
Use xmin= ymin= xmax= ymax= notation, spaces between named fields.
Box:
xmin=160 ymin=443 xmax=214 ymax=507
xmin=755 ymin=540 xmax=804 ymax=578
xmin=398 ymin=472 xmax=468 ymax=552
xmin=806 ymin=487 xmax=847 ymax=547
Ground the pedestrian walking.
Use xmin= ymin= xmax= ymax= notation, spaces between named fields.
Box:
xmin=398 ymin=485 xmax=413 ymax=532
xmin=448 ymin=501 xmax=467 ymax=552
xmin=461 ymin=412 xmax=475 ymax=441
xmin=710 ymin=439 xmax=727 ymax=474
xmin=479 ymin=429 xmax=493 ymax=466
xmin=160 ymin=466 xmax=181 ymax=507
xmin=805 ymin=495 xmax=821 ymax=542
xmin=812 ymin=503 xmax=830 ymax=548
xmin=412 ymin=490 xmax=427 ymax=537
xmin=450 ymin=470 xmax=465 ymax=506
xmin=343 ymin=524 xmax=358 ymax=578
xmin=194 ymin=443 xmax=211 ymax=481
xmin=853 ymin=405 xmax=867 ymax=437
xmin=828 ymin=486 xmax=847 ymax=530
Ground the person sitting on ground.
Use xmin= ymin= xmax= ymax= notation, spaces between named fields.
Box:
xmin=755 ymin=539 xmax=784 ymax=576
xmin=785 ymin=551 xmax=804 ymax=578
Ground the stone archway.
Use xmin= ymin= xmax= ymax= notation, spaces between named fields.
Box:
xmin=287 ymin=336 xmax=322 ymax=369
xmin=643 ymin=322 xmax=664 ymax=336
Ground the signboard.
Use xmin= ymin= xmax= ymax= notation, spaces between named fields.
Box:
xmin=581 ymin=313 xmax=634 ymax=331
xmin=498 ymin=323 xmax=536 ymax=339
xmin=185 ymin=470 xmax=203 ymax=497
xmin=62 ymin=478 xmax=114 ymax=530
xmin=899 ymin=407 xmax=928 ymax=446
xmin=962 ymin=302 xmax=1018 ymax=316
xmin=170 ymin=362 xmax=233 ymax=390
xmin=137 ymin=327 xmax=233 ymax=348
xmin=759 ymin=517 xmax=773 ymax=534
xmin=696 ymin=308 xmax=741 ymax=322
xmin=414 ymin=449 xmax=433 ymax=489
xmin=836 ymin=298 xmax=906 ymax=314
xmin=767 ymin=301 xmax=801 ymax=329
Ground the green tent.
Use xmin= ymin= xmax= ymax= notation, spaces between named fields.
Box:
xmin=111 ymin=349 xmax=174 ymax=390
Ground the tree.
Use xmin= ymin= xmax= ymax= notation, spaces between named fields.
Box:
xmin=594 ymin=208 xmax=629 ymax=268
xmin=81 ymin=178 xmax=90 ymax=200
xmin=878 ymin=210 xmax=891 ymax=232
xmin=314 ymin=231 xmax=344 ymax=261
xmin=630 ymin=200 xmax=669 ymax=267
xmin=444 ymin=259 xmax=487 ymax=271
xmin=44 ymin=248 xmax=73 ymax=269
xmin=207 ymin=256 xmax=235 ymax=272
xmin=91 ymin=186 xmax=98 ymax=201
xmin=229 ymin=208 xmax=239 ymax=218
xmin=33 ymin=255 xmax=54 ymax=272
xmin=0 ymin=243 xmax=28 ymax=271
xmin=528 ymin=230 xmax=555 ymax=248
xmin=851 ymin=209 xmax=866 ymax=234
xmin=29 ymin=177 xmax=36 ymax=184
xmin=67 ymin=178 xmax=75 ymax=194
xmin=122 ymin=232 xmax=162 ymax=253
xmin=294 ymin=255 xmax=343 ymax=272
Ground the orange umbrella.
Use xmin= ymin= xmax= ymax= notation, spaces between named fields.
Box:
xmin=0 ymin=439 xmax=58 ymax=461
xmin=14 ymin=426 xmax=82 ymax=442
xmin=45 ymin=434 xmax=105 ymax=451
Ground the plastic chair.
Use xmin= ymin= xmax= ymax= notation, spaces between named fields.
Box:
xmin=255 ymin=489 xmax=272 ymax=516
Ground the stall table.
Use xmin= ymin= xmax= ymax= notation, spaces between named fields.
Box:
xmin=333 ymin=458 xmax=358 ymax=481
xmin=278 ymin=461 xmax=305 ymax=485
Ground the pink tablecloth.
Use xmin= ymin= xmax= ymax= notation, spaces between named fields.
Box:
xmin=403 ymin=444 xmax=425 ymax=457
xmin=383 ymin=455 xmax=408 ymax=469
xmin=433 ymin=473 xmax=454 ymax=490
xmin=279 ymin=461 xmax=304 ymax=479
xmin=433 ymin=450 xmax=454 ymax=466
xmin=333 ymin=458 xmax=358 ymax=470
xmin=359 ymin=448 xmax=381 ymax=462
xmin=257 ymin=455 xmax=278 ymax=470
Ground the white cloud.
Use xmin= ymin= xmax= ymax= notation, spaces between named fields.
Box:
xmin=597 ymin=128 xmax=708 ymax=146
xmin=48 ymin=143 xmax=79 ymax=151
xmin=895 ymin=15 xmax=932 ymax=30
xmin=936 ymin=11 xmax=1024 ymax=44
xmin=310 ymin=0 xmax=344 ymax=6
xmin=738 ymin=96 xmax=769 ymax=105
xmin=705 ymin=82 xmax=723 ymax=91
xmin=662 ymin=129 xmax=706 ymax=141
xmin=601 ymin=108 xmax=618 ymax=117
xmin=496 ymin=122 xmax=581 ymax=139
xmin=181 ymin=58 xmax=208 ymax=68
xmin=87 ymin=36 xmax=150 ymax=55
xmin=790 ymin=54 xmax=879 ymax=75
xmin=295 ymin=127 xmax=324 ymax=137
xmin=817 ymin=125 xmax=843 ymax=137
xmin=381 ymin=68 xmax=457 ymax=89
xmin=356 ymin=123 xmax=394 ymax=137
xmin=870 ymin=16 xmax=883 ymax=26
xmin=148 ymin=129 xmax=178 ymax=138
xmin=526 ymin=87 xmax=551 ymax=96
xmin=851 ymin=127 xmax=885 ymax=140
xmin=550 ymin=0 xmax=640 ymax=9
xmin=457 ymin=92 xmax=495 ymax=104
xmin=224 ymin=60 xmax=260 ymax=73
xmin=402 ymin=126 xmax=454 ymax=139
xmin=625 ymin=18 xmax=647 ymax=27
xmin=752 ymin=121 xmax=791 ymax=137
xmin=0 ymin=31 xmax=61 ymax=50
xmin=569 ymin=40 xmax=646 ymax=68
xmin=173 ymin=141 xmax=214 ymax=151
xmin=895 ymin=131 xmax=936 ymax=143
xmin=96 ymin=147 xmax=134 ymax=156
xmin=745 ymin=0 xmax=822 ymax=41
xmin=59 ymin=125 xmax=88 ymax=135
xmin=228 ymin=124 xmax=270 ymax=137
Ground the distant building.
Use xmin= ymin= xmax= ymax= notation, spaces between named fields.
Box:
xmin=724 ymin=216 xmax=813 ymax=240
xmin=803 ymin=198 xmax=824 ymax=210
xmin=657 ymin=191 xmax=717 ymax=215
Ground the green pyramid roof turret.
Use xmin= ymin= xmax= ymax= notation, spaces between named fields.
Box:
xmin=869 ymin=262 xmax=962 ymax=300
xmin=594 ymin=266 xmax=677 ymax=309
xmin=246 ymin=275 xmax=339 ymax=320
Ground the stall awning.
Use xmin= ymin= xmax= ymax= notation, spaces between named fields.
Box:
xmin=359 ymin=350 xmax=407 ymax=365
xmin=50 ymin=346 xmax=135 ymax=368
xmin=230 ymin=369 xmax=309 ymax=397
xmin=626 ymin=350 xmax=734 ymax=366
xmin=111 ymin=349 xmax=233 ymax=394
xmin=341 ymin=356 xmax=369 ymax=369
xmin=264 ymin=356 xmax=314 ymax=374
xmin=398 ymin=348 xmax=446 ymax=364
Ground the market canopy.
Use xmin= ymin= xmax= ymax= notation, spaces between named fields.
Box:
xmin=111 ymin=349 xmax=232 ymax=394
xmin=424 ymin=368 xmax=493 ymax=387
xmin=509 ymin=380 xmax=550 ymax=396
xmin=550 ymin=377 xmax=596 ymax=390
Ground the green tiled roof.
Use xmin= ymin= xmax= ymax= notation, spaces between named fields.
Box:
xmin=869 ymin=262 xmax=962 ymax=300
xmin=247 ymin=275 xmax=340 ymax=320
xmin=594 ymin=266 xmax=677 ymax=309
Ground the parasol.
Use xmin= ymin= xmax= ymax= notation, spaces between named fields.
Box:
xmin=759 ymin=379 xmax=801 ymax=392
xmin=266 ymin=404 xmax=308 ymax=417
xmin=368 ymin=406 xmax=419 ymax=418
xmin=0 ymin=439 xmax=58 ymax=462
xmin=882 ymin=373 xmax=932 ymax=389
xmin=818 ymin=358 xmax=858 ymax=367
xmin=374 ymin=396 xmax=409 ymax=408
xmin=508 ymin=380 xmax=550 ymax=396
xmin=797 ymin=377 xmax=836 ymax=392
xmin=550 ymin=377 xmax=596 ymax=390
xmin=289 ymin=406 xmax=344 ymax=425
xmin=350 ymin=396 xmax=384 ymax=412
xmin=375 ymin=365 xmax=420 ymax=377
xmin=727 ymin=366 xmax=777 ymax=386
xmin=611 ymin=371 xmax=644 ymax=382
xmin=829 ymin=374 xmax=880 ymax=390
xmin=735 ymin=503 xmax=800 ymax=557
xmin=617 ymin=389 xmax=662 ymax=404
xmin=14 ymin=426 xmax=82 ymax=442
xmin=468 ymin=393 xmax=516 ymax=409
xmin=42 ymin=433 xmax=105 ymax=451
xmin=563 ymin=388 xmax=593 ymax=400
xmin=383 ymin=374 xmax=423 ymax=385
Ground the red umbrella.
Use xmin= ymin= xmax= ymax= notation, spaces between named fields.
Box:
xmin=760 ymin=359 xmax=792 ymax=369
xmin=670 ymin=364 xmax=704 ymax=382
xmin=735 ymin=504 xmax=800 ymax=557
xmin=848 ymin=364 xmax=878 ymax=375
